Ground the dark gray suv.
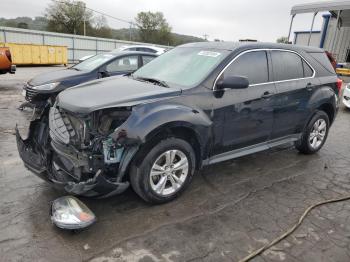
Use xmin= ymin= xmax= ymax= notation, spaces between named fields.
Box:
xmin=17 ymin=42 xmax=341 ymax=204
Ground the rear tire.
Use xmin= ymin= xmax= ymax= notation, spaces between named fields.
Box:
xmin=295 ymin=110 xmax=329 ymax=154
xmin=130 ymin=137 xmax=196 ymax=204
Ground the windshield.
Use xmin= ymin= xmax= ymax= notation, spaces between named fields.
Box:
xmin=72 ymin=53 xmax=115 ymax=71
xmin=133 ymin=47 xmax=229 ymax=88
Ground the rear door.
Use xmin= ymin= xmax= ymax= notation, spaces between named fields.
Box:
xmin=216 ymin=50 xmax=277 ymax=153
xmin=270 ymin=50 xmax=318 ymax=139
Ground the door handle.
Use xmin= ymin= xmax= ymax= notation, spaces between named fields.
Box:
xmin=261 ymin=91 xmax=274 ymax=99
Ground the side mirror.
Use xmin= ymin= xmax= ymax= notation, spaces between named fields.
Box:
xmin=216 ymin=76 xmax=249 ymax=90
xmin=98 ymin=70 xmax=110 ymax=78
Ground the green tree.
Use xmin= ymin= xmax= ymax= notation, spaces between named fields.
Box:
xmin=135 ymin=11 xmax=172 ymax=45
xmin=276 ymin=36 xmax=290 ymax=44
xmin=17 ymin=22 xmax=28 ymax=29
xmin=91 ymin=15 xmax=112 ymax=38
xmin=45 ymin=0 xmax=93 ymax=35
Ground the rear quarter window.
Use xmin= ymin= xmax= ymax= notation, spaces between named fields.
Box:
xmin=308 ymin=52 xmax=335 ymax=74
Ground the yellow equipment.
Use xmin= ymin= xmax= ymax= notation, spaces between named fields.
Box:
xmin=0 ymin=42 xmax=67 ymax=65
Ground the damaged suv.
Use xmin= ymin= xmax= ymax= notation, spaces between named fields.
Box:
xmin=17 ymin=42 xmax=340 ymax=203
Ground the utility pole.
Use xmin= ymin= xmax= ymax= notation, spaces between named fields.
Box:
xmin=203 ymin=34 xmax=209 ymax=41
xmin=83 ymin=4 xmax=86 ymax=36
xmin=129 ymin=22 xmax=132 ymax=41
xmin=83 ymin=17 xmax=86 ymax=36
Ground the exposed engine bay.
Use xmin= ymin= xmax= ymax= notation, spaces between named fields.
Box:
xmin=16 ymin=103 xmax=138 ymax=198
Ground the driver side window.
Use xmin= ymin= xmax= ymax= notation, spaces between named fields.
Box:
xmin=106 ymin=56 xmax=138 ymax=72
xmin=224 ymin=51 xmax=269 ymax=85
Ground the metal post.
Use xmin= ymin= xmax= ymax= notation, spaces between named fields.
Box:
xmin=129 ymin=22 xmax=132 ymax=41
xmin=308 ymin=12 xmax=318 ymax=46
xmin=330 ymin=10 xmax=341 ymax=54
xmin=72 ymin=37 xmax=75 ymax=63
xmin=96 ymin=38 xmax=98 ymax=54
xmin=287 ymin=14 xmax=295 ymax=43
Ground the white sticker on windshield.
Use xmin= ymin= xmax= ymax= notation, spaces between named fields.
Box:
xmin=198 ymin=51 xmax=221 ymax=57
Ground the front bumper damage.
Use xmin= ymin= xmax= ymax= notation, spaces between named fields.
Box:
xmin=16 ymin=110 xmax=136 ymax=198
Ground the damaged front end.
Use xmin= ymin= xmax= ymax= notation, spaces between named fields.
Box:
xmin=16 ymin=104 xmax=138 ymax=198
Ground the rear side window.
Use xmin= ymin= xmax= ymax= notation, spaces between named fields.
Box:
xmin=137 ymin=47 xmax=157 ymax=53
xmin=303 ymin=60 xmax=313 ymax=77
xmin=142 ymin=55 xmax=155 ymax=65
xmin=271 ymin=51 xmax=304 ymax=81
xmin=224 ymin=51 xmax=269 ymax=85
xmin=309 ymin=52 xmax=335 ymax=73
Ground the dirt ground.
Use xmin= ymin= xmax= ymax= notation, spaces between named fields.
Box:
xmin=1 ymin=66 xmax=350 ymax=262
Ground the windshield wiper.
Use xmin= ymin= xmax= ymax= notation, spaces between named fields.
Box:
xmin=133 ymin=76 xmax=169 ymax=88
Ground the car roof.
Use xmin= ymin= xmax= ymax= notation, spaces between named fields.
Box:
xmin=121 ymin=45 xmax=165 ymax=51
xmin=107 ymin=50 xmax=159 ymax=56
xmin=179 ymin=42 xmax=324 ymax=53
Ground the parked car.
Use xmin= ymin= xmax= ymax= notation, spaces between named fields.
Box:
xmin=114 ymin=45 xmax=167 ymax=54
xmin=0 ymin=47 xmax=16 ymax=74
xmin=21 ymin=51 xmax=157 ymax=108
xmin=16 ymin=42 xmax=340 ymax=203
xmin=343 ymin=84 xmax=350 ymax=108
xmin=78 ymin=54 xmax=96 ymax=63
xmin=78 ymin=46 xmax=166 ymax=63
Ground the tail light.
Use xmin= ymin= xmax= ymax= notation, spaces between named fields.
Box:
xmin=5 ymin=50 xmax=12 ymax=62
xmin=336 ymin=78 xmax=342 ymax=93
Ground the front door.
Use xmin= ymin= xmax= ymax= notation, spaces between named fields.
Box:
xmin=212 ymin=50 xmax=276 ymax=154
xmin=105 ymin=55 xmax=140 ymax=76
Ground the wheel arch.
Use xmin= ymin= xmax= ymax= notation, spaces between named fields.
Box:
xmin=143 ymin=122 xmax=205 ymax=170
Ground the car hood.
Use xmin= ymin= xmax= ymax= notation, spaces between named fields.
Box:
xmin=58 ymin=76 xmax=182 ymax=114
xmin=28 ymin=68 xmax=86 ymax=86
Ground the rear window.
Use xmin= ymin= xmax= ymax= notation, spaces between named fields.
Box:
xmin=309 ymin=52 xmax=335 ymax=73
xmin=271 ymin=51 xmax=304 ymax=81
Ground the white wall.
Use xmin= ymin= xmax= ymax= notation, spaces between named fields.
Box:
xmin=294 ymin=32 xmax=321 ymax=47
xmin=323 ymin=18 xmax=350 ymax=62
xmin=0 ymin=26 xmax=170 ymax=63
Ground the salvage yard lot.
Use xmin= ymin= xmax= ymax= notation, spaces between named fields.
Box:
xmin=1 ymin=67 xmax=350 ymax=262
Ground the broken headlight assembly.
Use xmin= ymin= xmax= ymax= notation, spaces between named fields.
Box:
xmin=51 ymin=196 xmax=96 ymax=230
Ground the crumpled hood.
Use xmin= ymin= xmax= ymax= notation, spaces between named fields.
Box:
xmin=28 ymin=68 xmax=86 ymax=86
xmin=57 ymin=76 xmax=182 ymax=114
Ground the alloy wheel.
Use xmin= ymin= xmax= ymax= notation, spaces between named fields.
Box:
xmin=149 ymin=149 xmax=189 ymax=196
xmin=309 ymin=119 xmax=327 ymax=149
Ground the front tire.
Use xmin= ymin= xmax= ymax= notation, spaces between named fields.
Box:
xmin=130 ymin=137 xmax=196 ymax=204
xmin=295 ymin=110 xmax=330 ymax=154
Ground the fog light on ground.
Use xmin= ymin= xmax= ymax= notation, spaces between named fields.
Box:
xmin=51 ymin=196 xmax=96 ymax=230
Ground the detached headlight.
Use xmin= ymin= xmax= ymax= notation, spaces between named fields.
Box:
xmin=32 ymin=82 xmax=60 ymax=90
xmin=51 ymin=196 xmax=96 ymax=230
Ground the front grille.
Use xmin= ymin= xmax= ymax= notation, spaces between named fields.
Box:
xmin=49 ymin=107 xmax=76 ymax=144
xmin=25 ymin=85 xmax=38 ymax=101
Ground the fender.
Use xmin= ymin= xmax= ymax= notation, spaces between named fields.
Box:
xmin=112 ymin=101 xmax=213 ymax=161
xmin=303 ymin=85 xmax=337 ymax=128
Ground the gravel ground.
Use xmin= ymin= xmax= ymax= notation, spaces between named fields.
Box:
xmin=1 ymin=67 xmax=350 ymax=262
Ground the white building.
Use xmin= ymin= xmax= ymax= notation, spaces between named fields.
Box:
xmin=289 ymin=0 xmax=350 ymax=64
